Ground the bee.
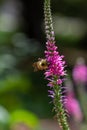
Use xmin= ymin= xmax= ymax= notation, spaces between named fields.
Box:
xmin=33 ymin=58 xmax=48 ymax=71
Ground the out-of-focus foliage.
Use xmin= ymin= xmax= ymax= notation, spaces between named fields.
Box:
xmin=0 ymin=106 xmax=10 ymax=130
xmin=0 ymin=74 xmax=30 ymax=93
xmin=10 ymin=109 xmax=39 ymax=129
xmin=51 ymin=0 xmax=87 ymax=50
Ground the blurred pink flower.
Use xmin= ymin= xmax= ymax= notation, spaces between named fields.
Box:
xmin=72 ymin=64 xmax=87 ymax=84
xmin=65 ymin=92 xmax=83 ymax=122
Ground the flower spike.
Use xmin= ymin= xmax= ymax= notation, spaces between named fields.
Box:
xmin=44 ymin=0 xmax=70 ymax=130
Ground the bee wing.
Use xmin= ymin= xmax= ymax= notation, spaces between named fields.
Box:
xmin=32 ymin=62 xmax=38 ymax=72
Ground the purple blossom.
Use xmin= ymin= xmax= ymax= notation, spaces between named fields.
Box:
xmin=48 ymin=90 xmax=55 ymax=98
xmin=65 ymin=92 xmax=83 ymax=122
xmin=73 ymin=65 xmax=87 ymax=84
xmin=72 ymin=57 xmax=87 ymax=84
xmin=44 ymin=40 xmax=66 ymax=87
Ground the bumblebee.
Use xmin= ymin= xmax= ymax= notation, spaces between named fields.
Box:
xmin=33 ymin=58 xmax=48 ymax=71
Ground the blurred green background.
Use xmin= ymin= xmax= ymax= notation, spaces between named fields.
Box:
xmin=0 ymin=0 xmax=87 ymax=130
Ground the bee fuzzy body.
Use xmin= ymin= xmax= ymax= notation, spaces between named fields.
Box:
xmin=33 ymin=59 xmax=48 ymax=71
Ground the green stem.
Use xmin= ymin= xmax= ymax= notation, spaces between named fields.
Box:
xmin=53 ymin=84 xmax=70 ymax=130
